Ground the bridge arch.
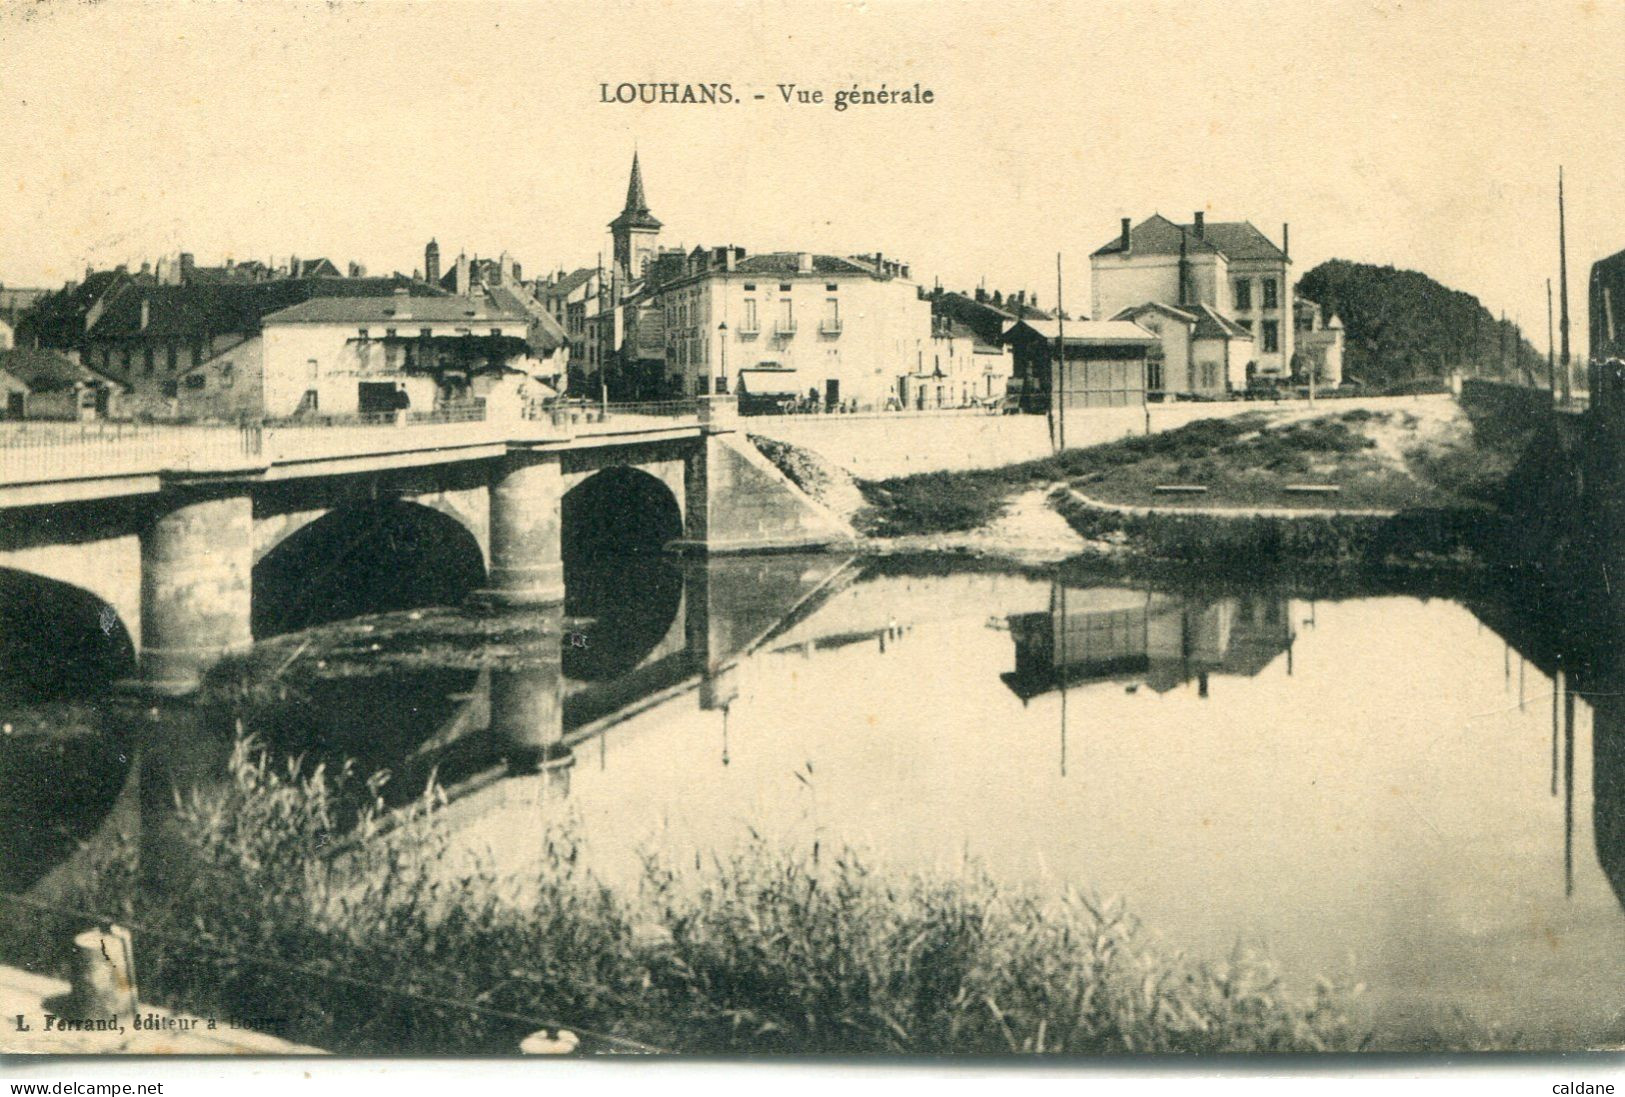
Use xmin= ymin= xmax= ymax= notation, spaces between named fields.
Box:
xmin=561 ymin=465 xmax=684 ymax=563
xmin=560 ymin=467 xmax=685 ymax=680
xmin=0 ymin=567 xmax=136 ymax=699
xmin=252 ymin=499 xmax=486 ymax=638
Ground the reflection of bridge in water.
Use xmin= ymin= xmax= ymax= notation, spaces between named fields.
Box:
xmin=3 ymin=552 xmax=857 ymax=905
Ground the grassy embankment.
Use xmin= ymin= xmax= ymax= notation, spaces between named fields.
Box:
xmin=7 ymin=736 xmax=1385 ymax=1056
xmin=857 ymin=407 xmax=1532 ymax=569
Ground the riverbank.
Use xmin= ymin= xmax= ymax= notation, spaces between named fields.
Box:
xmin=2 ymin=735 xmax=1382 ymax=1055
xmin=754 ymin=400 xmax=1533 ymax=571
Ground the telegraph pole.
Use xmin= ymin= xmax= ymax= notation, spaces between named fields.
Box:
xmin=1559 ymin=166 xmax=1572 ymax=401
xmin=1055 ymin=252 xmax=1066 ymax=453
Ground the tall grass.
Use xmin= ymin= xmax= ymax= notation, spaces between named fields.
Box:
xmin=33 ymin=736 xmax=1377 ymax=1055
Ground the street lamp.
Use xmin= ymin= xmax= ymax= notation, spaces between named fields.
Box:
xmin=717 ymin=321 xmax=729 ymax=394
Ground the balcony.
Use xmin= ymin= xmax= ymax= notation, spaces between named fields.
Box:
xmin=737 ymin=322 xmax=761 ymax=337
xmin=775 ymin=319 xmax=798 ymax=336
xmin=818 ymin=319 xmax=843 ymax=336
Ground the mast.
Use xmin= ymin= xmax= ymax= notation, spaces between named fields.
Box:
xmin=1559 ymin=166 xmax=1572 ymax=401
xmin=1548 ymin=279 xmax=1557 ymax=393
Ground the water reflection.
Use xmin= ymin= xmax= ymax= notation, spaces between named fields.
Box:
xmin=1001 ymin=588 xmax=1295 ymax=701
xmin=8 ymin=551 xmax=1625 ymax=1046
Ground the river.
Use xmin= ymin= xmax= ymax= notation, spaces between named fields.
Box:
xmin=3 ymin=552 xmax=1622 ymax=1047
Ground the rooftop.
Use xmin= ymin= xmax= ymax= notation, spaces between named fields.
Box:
xmin=1007 ymin=318 xmax=1158 ymax=345
xmin=1092 ymin=213 xmax=1288 ymax=262
xmin=264 ymin=293 xmax=529 ymax=325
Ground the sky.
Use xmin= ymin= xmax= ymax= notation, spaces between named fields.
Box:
xmin=1 ymin=0 xmax=1620 ymax=355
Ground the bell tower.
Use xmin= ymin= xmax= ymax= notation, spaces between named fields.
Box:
xmin=609 ymin=152 xmax=662 ymax=280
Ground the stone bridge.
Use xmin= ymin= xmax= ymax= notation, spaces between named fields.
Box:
xmin=0 ymin=397 xmax=852 ymax=695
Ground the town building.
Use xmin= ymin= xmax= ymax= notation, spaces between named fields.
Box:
xmin=651 ymin=246 xmax=932 ymax=409
xmin=0 ymin=347 xmax=121 ymax=420
xmin=1110 ymin=300 xmax=1253 ymax=397
xmin=912 ymin=318 xmax=1012 ymax=408
xmin=70 ymin=275 xmax=448 ymax=417
xmin=1293 ymin=296 xmax=1345 ymax=386
xmin=1091 ymin=213 xmax=1300 ymax=393
xmin=1002 ymin=318 xmax=1158 ymax=412
xmin=568 ymin=154 xmax=937 ymax=409
xmin=255 ymin=289 xmax=539 ymax=419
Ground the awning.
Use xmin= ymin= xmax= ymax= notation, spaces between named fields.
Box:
xmin=738 ymin=367 xmax=801 ymax=396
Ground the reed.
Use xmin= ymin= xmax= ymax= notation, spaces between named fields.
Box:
xmin=36 ymin=736 xmax=1383 ymax=1055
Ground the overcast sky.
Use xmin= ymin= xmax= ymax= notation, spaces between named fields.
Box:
xmin=1 ymin=0 xmax=1619 ymax=354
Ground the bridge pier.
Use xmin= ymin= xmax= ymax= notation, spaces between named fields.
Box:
xmin=139 ymin=489 xmax=253 ymax=695
xmin=482 ymin=450 xmax=565 ymax=605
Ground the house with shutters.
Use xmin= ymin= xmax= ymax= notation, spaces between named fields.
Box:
xmin=1091 ymin=213 xmax=1302 ymax=394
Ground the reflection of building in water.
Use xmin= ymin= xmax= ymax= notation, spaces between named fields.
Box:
xmin=1000 ymin=585 xmax=1294 ymax=701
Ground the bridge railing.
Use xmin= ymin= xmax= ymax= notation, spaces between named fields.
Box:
xmin=0 ymin=420 xmax=263 ymax=483
xmin=0 ymin=397 xmax=713 ymax=487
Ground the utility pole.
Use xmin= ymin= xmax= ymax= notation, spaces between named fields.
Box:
xmin=1499 ymin=311 xmax=1508 ymax=378
xmin=1559 ymin=166 xmax=1572 ymax=401
xmin=1055 ymin=252 xmax=1066 ymax=453
xmin=1548 ymin=279 xmax=1557 ymax=394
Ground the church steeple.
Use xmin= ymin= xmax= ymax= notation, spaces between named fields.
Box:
xmin=610 ymin=152 xmax=662 ymax=278
xmin=625 ymin=152 xmax=651 ymax=215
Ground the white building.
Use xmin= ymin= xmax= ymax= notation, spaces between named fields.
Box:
xmin=1092 ymin=213 xmax=1308 ymax=392
xmin=1293 ymin=296 xmax=1345 ymax=387
xmin=256 ymin=290 xmax=537 ymax=418
xmin=652 ymin=247 xmax=933 ymax=410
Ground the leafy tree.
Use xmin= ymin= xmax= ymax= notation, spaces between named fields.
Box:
xmin=1297 ymin=260 xmax=1547 ymax=387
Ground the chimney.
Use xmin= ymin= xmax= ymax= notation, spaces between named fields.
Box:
xmin=512 ymin=261 xmax=522 ymax=283
xmin=225 ymin=257 xmax=235 ymax=270
xmin=797 ymin=252 xmax=814 ymax=273
xmin=1120 ymin=217 xmax=1131 ymax=252
xmin=975 ymin=287 xmax=987 ymax=303
xmin=1193 ymin=211 xmax=1205 ymax=238
xmin=179 ymin=252 xmax=195 ymax=282
xmin=724 ymin=247 xmax=737 ymax=272
xmin=139 ymin=260 xmax=151 ymax=277
xmin=1281 ymin=223 xmax=1290 ymax=260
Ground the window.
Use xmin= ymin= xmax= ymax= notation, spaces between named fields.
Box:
xmin=779 ymin=283 xmax=792 ymax=292
xmin=490 ymin=328 xmax=502 ymax=337
xmin=100 ymin=347 xmax=111 ymax=372
xmin=778 ymin=297 xmax=795 ymax=333
xmin=166 ymin=343 xmax=178 ymax=371
xmin=1233 ymin=280 xmax=1252 ymax=310
xmin=122 ymin=347 xmax=132 ymax=371
xmin=184 ymin=374 xmax=206 ymax=390
xmin=358 ymin=328 xmax=370 ymax=340
xmin=161 ymin=380 xmax=178 ymax=398
xmin=742 ymin=299 xmax=758 ymax=332
xmin=385 ymin=328 xmax=397 ymax=338
xmin=743 ymin=283 xmax=756 ymax=291
xmin=220 ymin=361 xmax=235 ymax=388
xmin=420 ymin=327 xmax=432 ymax=338
xmin=143 ymin=346 xmax=155 ymax=374
xmin=1261 ymin=279 xmax=1278 ymax=309
xmin=1262 ymin=320 xmax=1280 ymax=353
xmin=826 ymin=283 xmax=838 ymax=292
xmin=822 ymin=297 xmax=840 ymax=332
